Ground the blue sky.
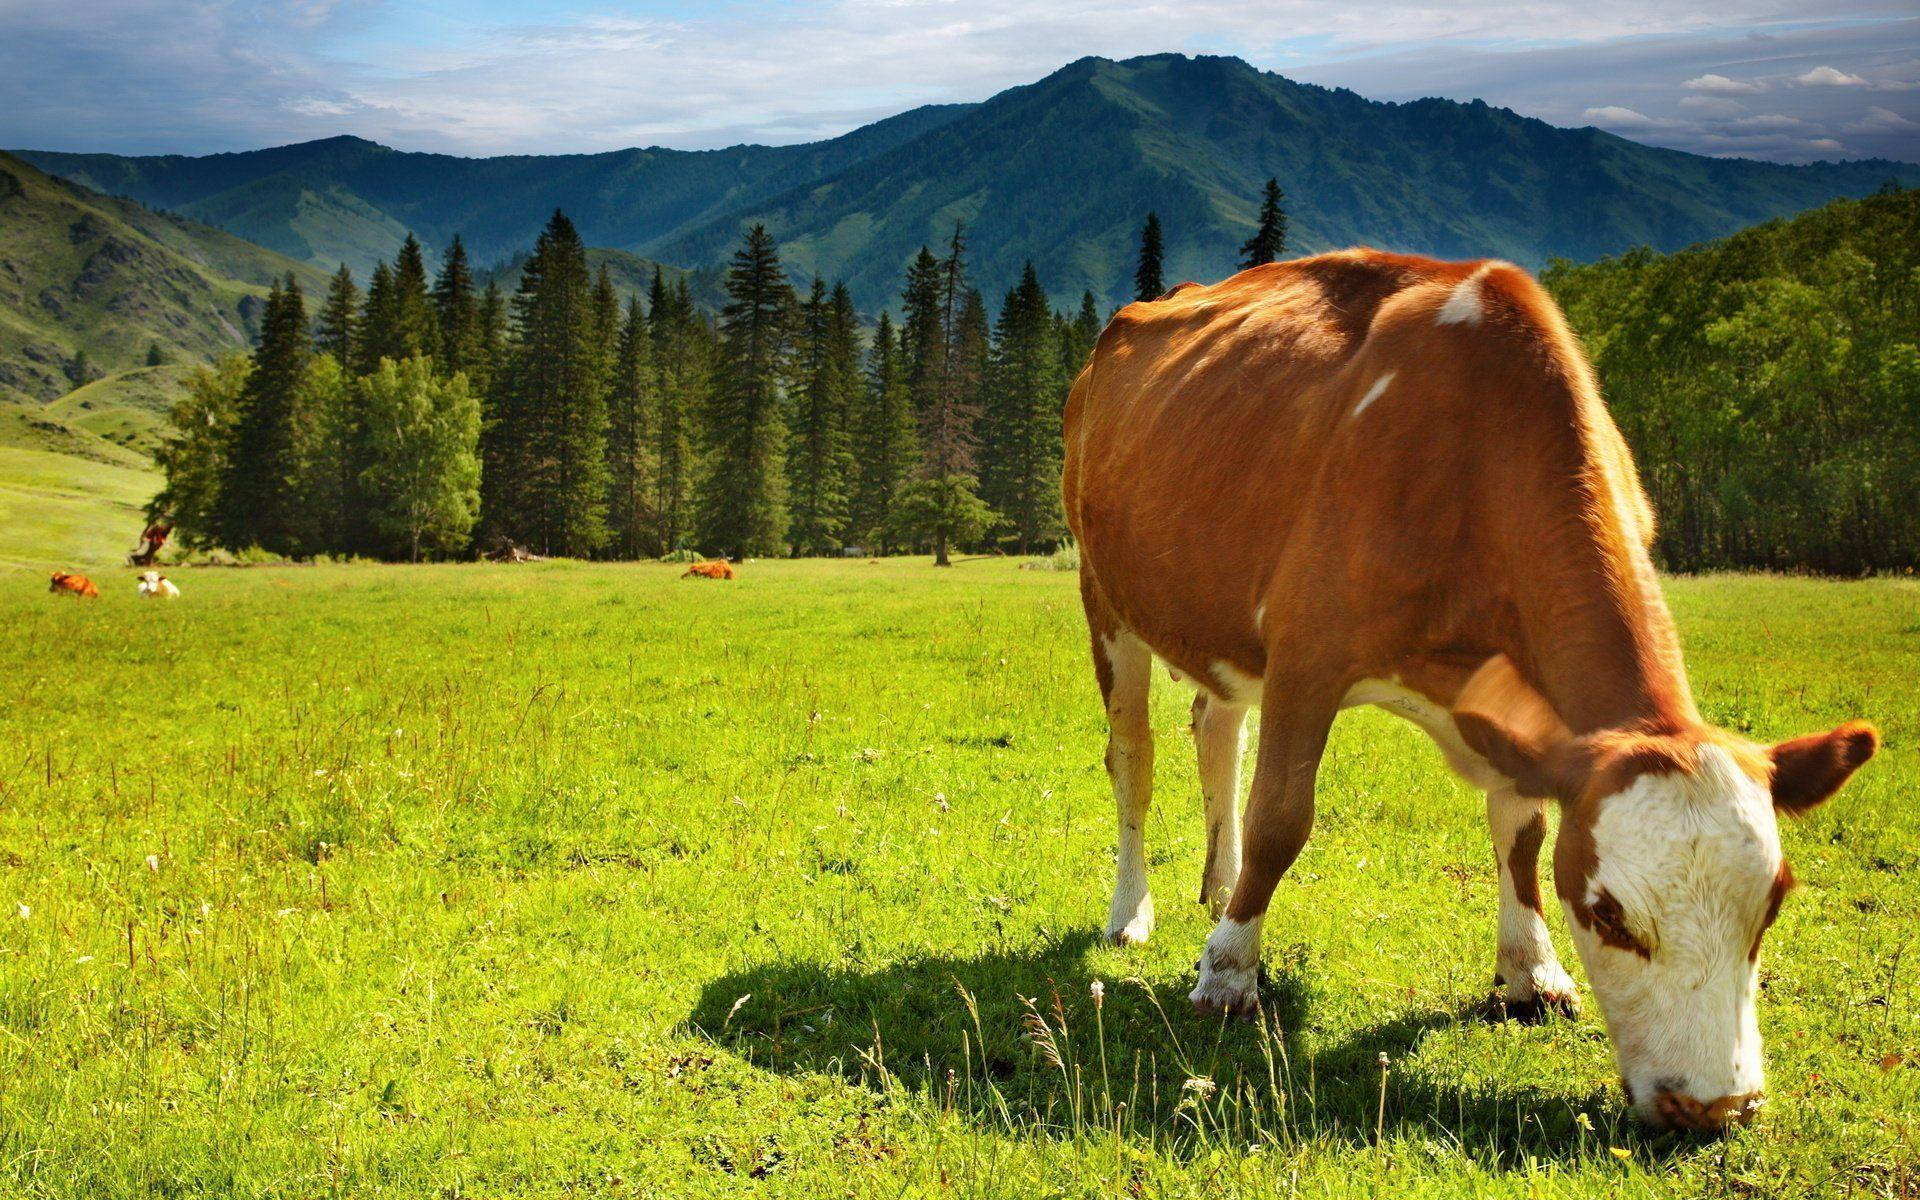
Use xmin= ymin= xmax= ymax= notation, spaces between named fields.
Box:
xmin=2 ymin=2 xmax=1915 ymax=163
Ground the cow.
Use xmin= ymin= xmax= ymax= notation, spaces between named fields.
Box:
xmin=48 ymin=571 xmax=99 ymax=598
xmin=1062 ymin=250 xmax=1878 ymax=1133
xmin=682 ymin=560 xmax=737 ymax=580
xmin=137 ymin=570 xmax=181 ymax=599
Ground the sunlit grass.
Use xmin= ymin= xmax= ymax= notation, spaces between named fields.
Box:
xmin=0 ymin=560 xmax=1913 ymax=1197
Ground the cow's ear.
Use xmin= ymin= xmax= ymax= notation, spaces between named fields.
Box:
xmin=1452 ymin=655 xmax=1589 ymax=800
xmin=1770 ymin=721 xmax=1877 ymax=815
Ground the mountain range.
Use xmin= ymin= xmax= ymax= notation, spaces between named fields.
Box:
xmin=18 ymin=54 xmax=1916 ymax=316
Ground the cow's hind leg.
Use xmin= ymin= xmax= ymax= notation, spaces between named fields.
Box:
xmin=1097 ymin=628 xmax=1156 ymax=945
xmin=1192 ymin=672 xmax=1341 ymax=1017
xmin=1486 ymin=784 xmax=1578 ymax=1020
xmin=1192 ymin=692 xmax=1247 ymax=917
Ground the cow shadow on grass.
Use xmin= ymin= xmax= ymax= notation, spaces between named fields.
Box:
xmin=688 ymin=930 xmax=1680 ymax=1167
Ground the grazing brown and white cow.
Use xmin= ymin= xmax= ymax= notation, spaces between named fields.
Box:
xmin=1062 ymin=250 xmax=1878 ymax=1132
xmin=48 ymin=571 xmax=99 ymax=598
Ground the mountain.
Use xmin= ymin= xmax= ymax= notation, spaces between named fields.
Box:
xmin=0 ymin=151 xmax=329 ymax=402
xmin=17 ymin=103 xmax=973 ymax=282
xmin=13 ymin=55 xmax=1916 ymax=314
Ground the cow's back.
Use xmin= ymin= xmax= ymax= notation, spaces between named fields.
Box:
xmin=1065 ymin=250 xmax=1653 ymax=694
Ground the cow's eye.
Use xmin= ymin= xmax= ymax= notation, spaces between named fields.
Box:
xmin=1586 ymin=890 xmax=1652 ymax=959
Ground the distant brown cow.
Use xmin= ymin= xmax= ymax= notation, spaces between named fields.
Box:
xmin=49 ymin=571 xmax=99 ymax=598
xmin=681 ymin=560 xmax=736 ymax=580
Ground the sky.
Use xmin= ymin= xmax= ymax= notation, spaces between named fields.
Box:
xmin=1 ymin=2 xmax=1916 ymax=164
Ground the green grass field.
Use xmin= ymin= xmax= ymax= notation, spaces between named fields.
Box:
xmin=0 ymin=559 xmax=1913 ymax=1198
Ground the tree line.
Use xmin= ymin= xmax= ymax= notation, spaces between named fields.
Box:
xmin=1545 ymin=184 xmax=1919 ymax=575
xmin=152 ymin=180 xmax=1298 ymax=563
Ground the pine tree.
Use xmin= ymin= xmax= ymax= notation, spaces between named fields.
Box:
xmin=316 ymin=264 xmax=359 ymax=367
xmin=356 ymin=261 xmax=397 ymax=376
xmin=1240 ymin=178 xmax=1288 ymax=269
xmin=220 ymin=275 xmax=312 ymax=554
xmin=470 ymin=282 xmax=506 ymax=399
xmin=391 ymin=233 xmax=438 ymax=358
xmin=605 ymin=297 xmax=660 ymax=558
xmin=851 ymin=311 xmax=917 ymax=554
xmin=433 ymin=236 xmax=480 ymax=379
xmin=1135 ymin=212 xmax=1165 ymax=302
xmin=652 ymin=278 xmax=708 ymax=553
xmin=698 ymin=224 xmax=792 ymax=558
xmin=899 ymin=246 xmax=945 ymax=415
xmin=151 ymin=355 xmax=249 ymax=550
xmin=785 ymin=278 xmax=859 ymax=555
xmin=981 ymin=262 xmax=1063 ymax=552
xmin=914 ymin=225 xmax=989 ymax=565
xmin=485 ymin=209 xmax=610 ymax=555
xmin=145 ymin=342 xmax=166 ymax=368
xmin=590 ymin=265 xmax=620 ymax=392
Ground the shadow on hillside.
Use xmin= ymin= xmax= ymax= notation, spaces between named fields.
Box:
xmin=687 ymin=929 xmax=1671 ymax=1166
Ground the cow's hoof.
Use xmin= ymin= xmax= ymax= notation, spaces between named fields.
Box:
xmin=1189 ymin=970 xmax=1259 ymax=1020
xmin=1481 ymin=977 xmax=1580 ymax=1024
xmin=1106 ymin=893 xmax=1154 ymax=947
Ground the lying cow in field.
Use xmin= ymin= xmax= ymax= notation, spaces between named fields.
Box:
xmin=48 ymin=571 xmax=99 ymax=598
xmin=1062 ymin=249 xmax=1877 ymax=1132
xmin=137 ymin=570 xmax=180 ymax=598
xmin=682 ymin=560 xmax=736 ymax=580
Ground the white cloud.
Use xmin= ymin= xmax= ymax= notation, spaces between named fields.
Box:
xmin=1679 ymin=95 xmax=1743 ymax=114
xmin=1582 ymin=105 xmax=1683 ymax=130
xmin=1795 ymin=65 xmax=1869 ymax=86
xmin=1684 ymin=72 xmax=1766 ymax=94
xmin=1807 ymin=137 xmax=1846 ymax=152
xmin=1845 ymin=105 xmax=1920 ymax=132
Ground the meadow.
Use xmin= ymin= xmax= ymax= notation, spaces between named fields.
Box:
xmin=0 ymin=558 xmax=1913 ymax=1198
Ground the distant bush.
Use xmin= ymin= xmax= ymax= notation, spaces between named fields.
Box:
xmin=1033 ymin=542 xmax=1079 ymax=571
xmin=660 ymin=548 xmax=702 ymax=564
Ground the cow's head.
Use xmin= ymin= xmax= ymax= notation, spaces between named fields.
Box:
xmin=1456 ymin=659 xmax=1877 ymax=1132
xmin=48 ymin=571 xmax=70 ymax=592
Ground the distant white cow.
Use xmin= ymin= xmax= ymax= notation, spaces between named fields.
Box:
xmin=137 ymin=570 xmax=180 ymax=599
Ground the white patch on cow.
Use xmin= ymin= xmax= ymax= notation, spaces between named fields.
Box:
xmin=1252 ymin=602 xmax=1266 ymax=633
xmin=1191 ymin=914 xmax=1263 ymax=1014
xmin=1341 ymin=678 xmax=1507 ymax=790
xmin=1350 ymin=371 xmax=1395 ymax=418
xmin=1210 ymin=660 xmax=1264 ymax=707
xmin=1568 ymin=744 xmax=1779 ymax=1125
xmin=1435 ymin=261 xmax=1508 ymax=326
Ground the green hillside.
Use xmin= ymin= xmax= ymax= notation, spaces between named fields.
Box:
xmin=0 ymin=152 xmax=327 ymax=401
xmin=1545 ymin=185 xmax=1920 ymax=574
xmin=15 ymin=55 xmax=1914 ymax=312
xmin=16 ymin=103 xmax=973 ymax=281
xmin=45 ymin=363 xmax=194 ymax=455
xmin=0 ymin=400 xmax=157 ymax=569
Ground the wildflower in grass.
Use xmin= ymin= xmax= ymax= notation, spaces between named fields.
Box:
xmin=1089 ymin=979 xmax=1104 ymax=1008
xmin=16 ymin=902 xmax=28 ymax=919
xmin=144 ymin=854 xmax=160 ymax=872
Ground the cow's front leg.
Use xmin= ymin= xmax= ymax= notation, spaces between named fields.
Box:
xmin=1192 ymin=675 xmax=1339 ymax=1018
xmin=1486 ymin=784 xmax=1578 ymax=1020
xmin=1099 ymin=631 xmax=1156 ymax=945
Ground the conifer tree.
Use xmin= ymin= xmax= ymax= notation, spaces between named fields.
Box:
xmin=913 ymin=226 xmax=990 ymax=565
xmin=220 ymin=275 xmax=311 ymax=554
xmin=652 ymin=278 xmax=707 ymax=553
xmin=433 ymin=236 xmax=480 ymax=379
xmin=899 ymin=246 xmax=945 ymax=414
xmin=605 ymin=297 xmax=660 ymax=559
xmin=851 ymin=311 xmax=917 ymax=554
xmin=391 ymin=233 xmax=438 ymax=357
xmin=1135 ymin=212 xmax=1165 ymax=302
xmin=982 ymin=262 xmax=1063 ymax=552
xmin=355 ymin=261 xmax=398 ymax=376
xmin=485 ymin=209 xmax=610 ymax=555
xmin=316 ymin=264 xmax=359 ymax=367
xmin=785 ymin=277 xmax=859 ymax=555
xmin=699 ymin=224 xmax=792 ymax=557
xmin=469 ymin=281 xmax=506 ymax=400
xmin=1240 ymin=178 xmax=1288 ymax=269
xmin=145 ymin=341 xmax=166 ymax=367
